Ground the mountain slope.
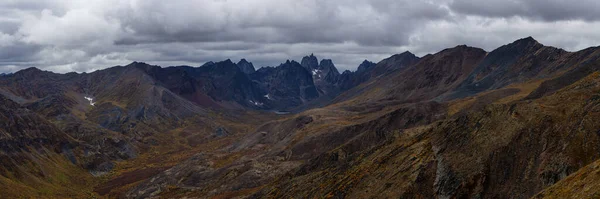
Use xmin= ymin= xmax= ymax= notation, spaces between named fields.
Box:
xmin=253 ymin=59 xmax=600 ymax=199
xmin=334 ymin=45 xmax=486 ymax=106
xmin=4 ymin=37 xmax=600 ymax=198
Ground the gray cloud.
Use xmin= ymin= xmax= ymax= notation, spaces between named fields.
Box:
xmin=0 ymin=0 xmax=599 ymax=74
xmin=450 ymin=0 xmax=600 ymax=21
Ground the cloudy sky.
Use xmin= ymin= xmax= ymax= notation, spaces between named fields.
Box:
xmin=0 ymin=0 xmax=599 ymax=73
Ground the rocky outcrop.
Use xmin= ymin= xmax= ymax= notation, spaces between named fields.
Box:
xmin=300 ymin=53 xmax=319 ymax=72
xmin=251 ymin=60 xmax=320 ymax=110
xmin=337 ymin=60 xmax=376 ymax=90
xmin=237 ymin=59 xmax=256 ymax=74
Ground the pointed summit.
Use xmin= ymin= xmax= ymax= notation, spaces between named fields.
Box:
xmin=356 ymin=60 xmax=376 ymax=73
xmin=301 ymin=54 xmax=319 ymax=71
xmin=201 ymin=61 xmax=215 ymax=67
xmin=313 ymin=59 xmax=340 ymax=83
xmin=521 ymin=36 xmax=537 ymax=42
xmin=510 ymin=36 xmax=541 ymax=47
xmin=222 ymin=59 xmax=234 ymax=65
xmin=388 ymin=51 xmax=419 ymax=63
xmin=237 ymin=59 xmax=255 ymax=74
xmin=399 ymin=51 xmax=416 ymax=56
xmin=319 ymin=59 xmax=335 ymax=69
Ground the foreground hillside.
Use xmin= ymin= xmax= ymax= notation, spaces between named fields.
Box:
xmin=2 ymin=37 xmax=600 ymax=198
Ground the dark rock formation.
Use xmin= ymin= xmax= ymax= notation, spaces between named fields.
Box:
xmin=251 ymin=60 xmax=319 ymax=110
xmin=237 ymin=59 xmax=256 ymax=74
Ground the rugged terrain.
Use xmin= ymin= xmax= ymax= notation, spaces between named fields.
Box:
xmin=3 ymin=37 xmax=600 ymax=198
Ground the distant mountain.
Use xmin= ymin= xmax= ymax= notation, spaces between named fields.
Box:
xmin=337 ymin=60 xmax=376 ymax=90
xmin=250 ymin=60 xmax=320 ymax=110
xmin=134 ymin=60 xmax=264 ymax=109
xmin=300 ymin=53 xmax=319 ymax=71
xmin=237 ymin=59 xmax=256 ymax=74
xmin=447 ymin=36 xmax=569 ymax=99
xmin=356 ymin=59 xmax=376 ymax=73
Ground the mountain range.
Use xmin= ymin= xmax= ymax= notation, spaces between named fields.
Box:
xmin=2 ymin=37 xmax=600 ymax=198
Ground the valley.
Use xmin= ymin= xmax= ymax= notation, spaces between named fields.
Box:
xmin=2 ymin=37 xmax=600 ymax=198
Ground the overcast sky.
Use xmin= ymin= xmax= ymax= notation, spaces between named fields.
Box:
xmin=0 ymin=0 xmax=599 ymax=73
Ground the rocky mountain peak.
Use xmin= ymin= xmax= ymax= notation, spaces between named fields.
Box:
xmin=222 ymin=59 xmax=234 ymax=65
xmin=518 ymin=36 xmax=538 ymax=43
xmin=319 ymin=59 xmax=335 ymax=69
xmin=398 ymin=51 xmax=417 ymax=57
xmin=356 ymin=60 xmax=376 ymax=73
xmin=507 ymin=36 xmax=543 ymax=49
xmin=301 ymin=54 xmax=319 ymax=71
xmin=237 ymin=59 xmax=256 ymax=74
xmin=316 ymin=59 xmax=340 ymax=83
xmin=201 ymin=61 xmax=215 ymax=67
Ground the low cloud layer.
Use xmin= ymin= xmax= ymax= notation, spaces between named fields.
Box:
xmin=0 ymin=0 xmax=599 ymax=73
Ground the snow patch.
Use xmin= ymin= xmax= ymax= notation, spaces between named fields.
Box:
xmin=264 ymin=94 xmax=271 ymax=100
xmin=312 ymin=69 xmax=323 ymax=79
xmin=84 ymin=96 xmax=95 ymax=106
xmin=249 ymin=100 xmax=263 ymax=106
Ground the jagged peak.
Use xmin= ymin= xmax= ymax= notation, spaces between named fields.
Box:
xmin=280 ymin=60 xmax=302 ymax=67
xmin=238 ymin=58 xmax=250 ymax=64
xmin=302 ymin=53 xmax=317 ymax=59
xmin=237 ymin=59 xmax=254 ymax=67
xmin=361 ymin=59 xmax=373 ymax=64
xmin=320 ymin=59 xmax=334 ymax=64
xmin=221 ymin=59 xmax=234 ymax=64
xmin=356 ymin=60 xmax=376 ymax=73
xmin=202 ymin=61 xmax=215 ymax=67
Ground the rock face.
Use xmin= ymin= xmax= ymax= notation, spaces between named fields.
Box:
xmin=250 ymin=60 xmax=320 ymax=110
xmin=135 ymin=60 xmax=264 ymax=109
xmin=300 ymin=53 xmax=319 ymax=71
xmin=237 ymin=59 xmax=256 ymax=74
xmin=0 ymin=95 xmax=72 ymax=153
xmin=356 ymin=60 xmax=376 ymax=73
xmin=135 ymin=56 xmax=355 ymax=111
xmin=337 ymin=60 xmax=376 ymax=90
xmin=316 ymin=59 xmax=340 ymax=83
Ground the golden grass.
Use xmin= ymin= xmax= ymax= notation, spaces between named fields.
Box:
xmin=0 ymin=154 xmax=99 ymax=199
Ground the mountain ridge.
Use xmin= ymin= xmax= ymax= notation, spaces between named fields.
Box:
xmin=4 ymin=37 xmax=600 ymax=198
